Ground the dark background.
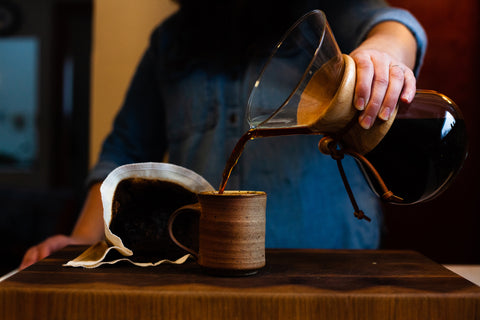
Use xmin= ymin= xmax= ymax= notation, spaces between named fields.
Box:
xmin=0 ymin=0 xmax=478 ymax=276
xmin=0 ymin=0 xmax=92 ymax=275
xmin=383 ymin=0 xmax=480 ymax=264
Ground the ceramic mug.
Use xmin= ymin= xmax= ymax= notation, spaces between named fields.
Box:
xmin=168 ymin=191 xmax=267 ymax=276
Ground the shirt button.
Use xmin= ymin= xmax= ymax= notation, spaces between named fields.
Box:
xmin=229 ymin=112 xmax=238 ymax=125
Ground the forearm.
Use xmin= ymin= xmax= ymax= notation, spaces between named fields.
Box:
xmin=70 ymin=182 xmax=105 ymax=243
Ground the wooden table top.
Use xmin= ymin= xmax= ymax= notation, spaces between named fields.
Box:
xmin=1 ymin=246 xmax=479 ymax=320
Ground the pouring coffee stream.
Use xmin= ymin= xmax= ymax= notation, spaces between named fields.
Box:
xmin=218 ymin=126 xmax=315 ymax=194
xmin=218 ymin=10 xmax=468 ymax=219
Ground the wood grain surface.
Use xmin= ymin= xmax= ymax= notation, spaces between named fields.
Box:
xmin=1 ymin=246 xmax=479 ymax=320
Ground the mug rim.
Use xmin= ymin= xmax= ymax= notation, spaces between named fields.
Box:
xmin=199 ymin=190 xmax=266 ymax=197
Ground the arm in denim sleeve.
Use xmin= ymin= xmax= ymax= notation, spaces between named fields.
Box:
xmin=323 ymin=0 xmax=427 ymax=75
xmin=86 ymin=27 xmax=168 ymax=186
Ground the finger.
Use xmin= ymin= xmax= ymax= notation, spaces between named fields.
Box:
xmin=19 ymin=235 xmax=70 ymax=270
xmin=352 ymin=53 xmax=374 ymax=111
xmin=19 ymin=247 xmax=40 ymax=270
xmin=47 ymin=234 xmax=74 ymax=252
xmin=400 ymin=67 xmax=416 ymax=103
xmin=378 ymin=64 xmax=405 ymax=121
xmin=359 ymin=55 xmax=390 ymax=129
xmin=37 ymin=243 xmax=53 ymax=261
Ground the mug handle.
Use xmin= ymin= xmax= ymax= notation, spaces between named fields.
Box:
xmin=168 ymin=203 xmax=201 ymax=258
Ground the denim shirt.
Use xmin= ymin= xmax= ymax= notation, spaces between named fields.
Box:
xmin=89 ymin=1 xmax=427 ymax=249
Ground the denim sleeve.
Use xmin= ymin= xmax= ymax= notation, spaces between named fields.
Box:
xmin=86 ymin=28 xmax=168 ymax=186
xmin=323 ymin=0 xmax=427 ymax=75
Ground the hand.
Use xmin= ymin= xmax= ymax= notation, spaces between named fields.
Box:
xmin=19 ymin=183 xmax=105 ymax=270
xmin=348 ymin=20 xmax=418 ymax=130
xmin=19 ymin=234 xmax=83 ymax=270
xmin=350 ymin=48 xmax=416 ymax=129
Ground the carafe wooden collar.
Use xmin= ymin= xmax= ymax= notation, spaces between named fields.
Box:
xmin=300 ymin=54 xmax=397 ymax=155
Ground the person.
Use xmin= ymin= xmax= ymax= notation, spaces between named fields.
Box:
xmin=20 ymin=0 xmax=426 ymax=269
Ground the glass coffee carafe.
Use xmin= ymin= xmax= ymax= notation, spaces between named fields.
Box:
xmin=246 ymin=10 xmax=468 ymax=207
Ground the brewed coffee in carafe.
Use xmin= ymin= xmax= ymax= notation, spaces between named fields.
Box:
xmin=357 ymin=91 xmax=467 ymax=204
xmin=219 ymin=10 xmax=468 ymax=207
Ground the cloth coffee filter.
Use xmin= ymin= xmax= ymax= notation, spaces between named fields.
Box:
xmin=64 ymin=162 xmax=214 ymax=268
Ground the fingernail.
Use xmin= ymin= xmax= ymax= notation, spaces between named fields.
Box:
xmin=360 ymin=115 xmax=373 ymax=129
xmin=379 ymin=107 xmax=390 ymax=121
xmin=402 ymin=90 xmax=415 ymax=103
xmin=354 ymin=98 xmax=365 ymax=111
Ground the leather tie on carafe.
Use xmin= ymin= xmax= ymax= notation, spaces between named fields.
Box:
xmin=301 ymin=54 xmax=403 ymax=221
xmin=318 ymin=111 xmax=404 ymax=222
